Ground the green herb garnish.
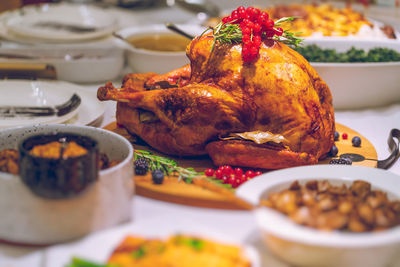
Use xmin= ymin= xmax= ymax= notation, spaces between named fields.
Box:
xmin=65 ymin=257 xmax=111 ymax=267
xmin=131 ymin=246 xmax=146 ymax=259
xmin=134 ymin=150 xmax=203 ymax=182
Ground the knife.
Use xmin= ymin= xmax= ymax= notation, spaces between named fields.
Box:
xmin=0 ymin=93 xmax=81 ymax=118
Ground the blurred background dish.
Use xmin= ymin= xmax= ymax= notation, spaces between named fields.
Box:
xmin=236 ymin=165 xmax=400 ymax=267
xmin=0 ymin=124 xmax=134 ymax=245
xmin=115 ymin=23 xmax=206 ymax=74
xmin=0 ymin=46 xmax=124 ymax=83
xmin=43 ymin=218 xmax=260 ymax=267
xmin=0 ymin=80 xmax=81 ymax=129
xmin=2 ymin=2 xmax=117 ymax=43
xmin=0 ymin=80 xmax=105 ymax=128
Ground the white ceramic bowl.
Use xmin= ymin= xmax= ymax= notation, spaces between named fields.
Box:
xmin=0 ymin=124 xmax=134 ymax=245
xmin=301 ymin=39 xmax=400 ymax=110
xmin=116 ymin=24 xmax=206 ymax=74
xmin=236 ymin=165 xmax=400 ymax=267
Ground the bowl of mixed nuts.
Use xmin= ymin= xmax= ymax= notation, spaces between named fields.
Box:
xmin=236 ymin=165 xmax=400 ymax=267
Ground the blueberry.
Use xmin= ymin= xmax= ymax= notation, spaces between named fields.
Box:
xmin=152 ymin=169 xmax=164 ymax=184
xmin=329 ymin=145 xmax=338 ymax=157
xmin=329 ymin=158 xmax=352 ymax=165
xmin=334 ymin=131 xmax=339 ymax=141
xmin=352 ymin=136 xmax=361 ymax=147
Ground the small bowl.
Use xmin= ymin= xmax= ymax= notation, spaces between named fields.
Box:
xmin=301 ymin=39 xmax=400 ymax=109
xmin=0 ymin=124 xmax=134 ymax=245
xmin=19 ymin=133 xmax=99 ymax=199
xmin=236 ymin=165 xmax=400 ymax=267
xmin=116 ymin=24 xmax=206 ymax=74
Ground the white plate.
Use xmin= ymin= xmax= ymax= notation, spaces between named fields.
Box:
xmin=0 ymin=80 xmax=104 ymax=128
xmin=43 ymin=218 xmax=260 ymax=267
xmin=0 ymin=80 xmax=81 ymax=129
xmin=2 ymin=3 xmax=117 ymax=43
xmin=66 ymin=85 xmax=105 ymax=127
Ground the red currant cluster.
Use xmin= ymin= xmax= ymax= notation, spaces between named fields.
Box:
xmin=222 ymin=6 xmax=283 ymax=62
xmin=204 ymin=165 xmax=263 ymax=188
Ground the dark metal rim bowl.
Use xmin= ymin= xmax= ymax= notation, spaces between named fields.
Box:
xmin=18 ymin=133 xmax=99 ymax=199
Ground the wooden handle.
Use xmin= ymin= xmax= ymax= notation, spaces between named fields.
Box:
xmin=0 ymin=62 xmax=57 ymax=80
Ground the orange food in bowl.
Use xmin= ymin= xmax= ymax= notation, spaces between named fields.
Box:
xmin=29 ymin=141 xmax=87 ymax=159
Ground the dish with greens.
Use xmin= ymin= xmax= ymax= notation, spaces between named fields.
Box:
xmin=295 ymin=45 xmax=400 ymax=63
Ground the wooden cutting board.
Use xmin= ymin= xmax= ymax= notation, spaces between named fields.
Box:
xmin=104 ymin=122 xmax=377 ymax=210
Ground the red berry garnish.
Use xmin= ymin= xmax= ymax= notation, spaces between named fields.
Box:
xmin=255 ymin=171 xmax=262 ymax=176
xmin=234 ymin=167 xmax=243 ymax=176
xmin=222 ymin=176 xmax=229 ymax=184
xmin=253 ymin=23 xmax=261 ymax=33
xmin=215 ymin=169 xmax=223 ymax=179
xmin=222 ymin=165 xmax=233 ymax=176
xmin=274 ymin=27 xmax=283 ymax=36
xmin=205 ymin=168 xmax=214 ymax=177
xmin=241 ymin=26 xmax=251 ymax=35
xmin=231 ymin=10 xmax=239 ymax=20
xmin=228 ymin=175 xmax=236 ymax=185
xmin=342 ymin=133 xmax=348 ymax=140
xmin=245 ymin=170 xmax=256 ymax=178
xmin=264 ymin=19 xmax=274 ymax=29
xmin=239 ymin=174 xmax=247 ymax=182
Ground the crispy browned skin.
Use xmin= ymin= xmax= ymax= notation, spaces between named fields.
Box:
xmin=98 ymin=35 xmax=335 ymax=169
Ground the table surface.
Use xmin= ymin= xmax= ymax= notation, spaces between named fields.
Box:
xmin=1 ymin=2 xmax=400 ymax=267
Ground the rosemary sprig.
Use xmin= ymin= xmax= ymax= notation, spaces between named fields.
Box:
xmin=206 ymin=16 xmax=303 ymax=50
xmin=272 ymin=17 xmax=303 ymax=47
xmin=135 ymin=150 xmax=203 ymax=183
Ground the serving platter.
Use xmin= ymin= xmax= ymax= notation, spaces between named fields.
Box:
xmin=104 ymin=122 xmax=378 ymax=210
xmin=43 ymin=218 xmax=261 ymax=267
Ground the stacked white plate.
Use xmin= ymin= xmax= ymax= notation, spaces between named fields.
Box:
xmin=0 ymin=80 xmax=105 ymax=129
xmin=0 ymin=3 xmax=124 ymax=83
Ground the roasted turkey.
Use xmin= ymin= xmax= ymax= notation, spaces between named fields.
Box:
xmin=98 ymin=34 xmax=335 ymax=169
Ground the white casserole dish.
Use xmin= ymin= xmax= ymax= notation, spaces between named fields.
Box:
xmin=0 ymin=124 xmax=134 ymax=245
xmin=301 ymin=39 xmax=400 ymax=110
xmin=236 ymin=165 xmax=400 ymax=267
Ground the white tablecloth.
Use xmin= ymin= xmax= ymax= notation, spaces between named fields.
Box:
xmin=1 ymin=2 xmax=400 ymax=267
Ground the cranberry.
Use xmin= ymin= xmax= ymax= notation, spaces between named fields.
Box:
xmin=222 ymin=165 xmax=233 ymax=176
xmin=264 ymin=19 xmax=274 ymax=29
xmin=205 ymin=168 xmax=214 ymax=177
xmin=245 ymin=170 xmax=255 ymax=178
xmin=255 ymin=171 xmax=262 ymax=176
xmin=239 ymin=174 xmax=247 ymax=182
xmin=274 ymin=27 xmax=283 ymax=36
xmin=222 ymin=176 xmax=229 ymax=184
xmin=214 ymin=169 xmax=223 ymax=179
xmin=228 ymin=175 xmax=236 ymax=185
xmin=234 ymin=167 xmax=243 ymax=176
xmin=342 ymin=133 xmax=348 ymax=140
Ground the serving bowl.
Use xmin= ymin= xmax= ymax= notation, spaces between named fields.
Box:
xmin=302 ymin=39 xmax=400 ymax=109
xmin=236 ymin=165 xmax=400 ymax=267
xmin=115 ymin=24 xmax=206 ymax=74
xmin=0 ymin=124 xmax=134 ymax=245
